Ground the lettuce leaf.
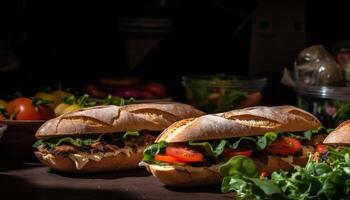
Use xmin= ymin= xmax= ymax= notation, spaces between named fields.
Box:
xmin=284 ymin=126 xmax=328 ymax=141
xmin=189 ymin=139 xmax=227 ymax=157
xmin=256 ymin=132 xmax=278 ymax=150
xmin=220 ymin=146 xmax=350 ymax=199
xmin=122 ymin=131 xmax=140 ymax=140
xmin=143 ymin=141 xmax=169 ymax=163
xmin=33 ymin=135 xmax=102 ymax=149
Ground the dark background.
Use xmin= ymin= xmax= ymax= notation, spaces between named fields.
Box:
xmin=0 ymin=0 xmax=349 ymax=103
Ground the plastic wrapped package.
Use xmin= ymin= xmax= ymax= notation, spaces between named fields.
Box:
xmin=295 ymin=45 xmax=344 ymax=86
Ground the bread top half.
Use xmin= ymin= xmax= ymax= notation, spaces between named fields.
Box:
xmin=35 ymin=102 xmax=205 ymax=139
xmin=156 ymin=105 xmax=322 ymax=143
xmin=323 ymin=120 xmax=350 ymax=145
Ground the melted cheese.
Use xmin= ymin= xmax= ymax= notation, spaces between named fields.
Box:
xmin=68 ymin=153 xmax=104 ymax=170
xmin=155 ymin=163 xmax=223 ymax=173
xmin=42 ymin=153 xmax=56 ymax=165
xmin=68 ymin=146 xmax=146 ymax=170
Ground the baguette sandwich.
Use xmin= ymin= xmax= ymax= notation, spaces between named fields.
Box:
xmin=33 ymin=103 xmax=204 ymax=173
xmin=142 ymin=105 xmax=324 ymax=187
xmin=323 ymin=120 xmax=350 ymax=145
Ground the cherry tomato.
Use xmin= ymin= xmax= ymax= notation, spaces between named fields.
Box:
xmin=154 ymin=154 xmax=181 ymax=163
xmin=143 ymin=82 xmax=167 ymax=97
xmin=315 ymin=144 xmax=328 ymax=154
xmin=35 ymin=92 xmax=61 ymax=108
xmin=223 ymin=148 xmax=253 ymax=158
xmin=240 ymin=91 xmax=262 ymax=108
xmin=265 ymin=137 xmax=302 ymax=156
xmin=6 ymin=97 xmax=32 ymax=116
xmin=165 ymin=145 xmax=204 ymax=163
xmin=0 ymin=99 xmax=7 ymax=109
xmin=260 ymin=171 xmax=268 ymax=178
xmin=6 ymin=97 xmax=55 ymax=120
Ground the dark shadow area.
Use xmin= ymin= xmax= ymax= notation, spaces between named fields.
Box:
xmin=0 ymin=160 xmax=42 ymax=172
xmin=34 ymin=188 xmax=141 ymax=200
xmin=1 ymin=174 xmax=38 ymax=200
xmin=0 ymin=174 xmax=141 ymax=200
xmin=51 ymin=168 xmax=151 ymax=180
xmin=164 ymin=184 xmax=222 ymax=194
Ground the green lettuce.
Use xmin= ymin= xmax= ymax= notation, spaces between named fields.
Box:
xmin=33 ymin=135 xmax=103 ymax=149
xmin=220 ymin=146 xmax=350 ymax=199
xmin=122 ymin=131 xmax=140 ymax=140
xmin=143 ymin=141 xmax=169 ymax=163
xmin=189 ymin=139 xmax=227 ymax=157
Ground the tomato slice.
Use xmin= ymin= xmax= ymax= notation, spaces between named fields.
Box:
xmin=315 ymin=144 xmax=328 ymax=154
xmin=265 ymin=137 xmax=302 ymax=156
xmin=223 ymin=148 xmax=253 ymax=158
xmin=165 ymin=145 xmax=204 ymax=163
xmin=154 ymin=154 xmax=180 ymax=163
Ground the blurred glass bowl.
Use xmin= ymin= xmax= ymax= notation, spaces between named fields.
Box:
xmin=182 ymin=75 xmax=267 ymax=113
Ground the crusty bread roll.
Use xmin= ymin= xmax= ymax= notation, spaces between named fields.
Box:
xmin=149 ymin=105 xmax=321 ymax=186
xmin=34 ymin=103 xmax=205 ymax=172
xmin=145 ymin=164 xmax=222 ymax=187
xmin=323 ymin=120 xmax=350 ymax=145
xmin=156 ymin=105 xmax=321 ymax=143
xmin=35 ymin=151 xmax=143 ymax=173
xmin=36 ymin=103 xmax=205 ymax=139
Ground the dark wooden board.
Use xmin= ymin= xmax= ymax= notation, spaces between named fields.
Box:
xmin=0 ymin=161 xmax=233 ymax=200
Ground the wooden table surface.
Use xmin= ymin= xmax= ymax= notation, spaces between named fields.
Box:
xmin=0 ymin=161 xmax=233 ymax=200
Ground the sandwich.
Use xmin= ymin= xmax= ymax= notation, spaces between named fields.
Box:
xmin=33 ymin=102 xmax=205 ymax=173
xmin=323 ymin=120 xmax=350 ymax=146
xmin=142 ymin=105 xmax=324 ymax=187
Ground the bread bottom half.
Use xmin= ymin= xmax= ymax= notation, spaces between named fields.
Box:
xmin=35 ymin=151 xmax=143 ymax=173
xmin=145 ymin=164 xmax=222 ymax=187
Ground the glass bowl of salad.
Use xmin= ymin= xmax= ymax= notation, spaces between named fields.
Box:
xmin=182 ymin=75 xmax=267 ymax=113
xmin=297 ymin=86 xmax=350 ymax=128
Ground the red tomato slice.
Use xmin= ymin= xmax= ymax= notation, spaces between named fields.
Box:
xmin=223 ymin=148 xmax=253 ymax=158
xmin=165 ymin=145 xmax=204 ymax=163
xmin=315 ymin=144 xmax=328 ymax=154
xmin=265 ymin=137 xmax=302 ymax=156
xmin=154 ymin=154 xmax=180 ymax=163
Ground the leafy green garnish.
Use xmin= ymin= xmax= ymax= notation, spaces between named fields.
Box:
xmin=219 ymin=156 xmax=259 ymax=178
xmin=285 ymin=127 xmax=328 ymax=141
xmin=228 ymin=132 xmax=278 ymax=151
xmin=188 ymin=132 xmax=278 ymax=159
xmin=256 ymin=132 xmax=278 ymax=150
xmin=33 ymin=140 xmax=45 ymax=149
xmin=122 ymin=131 xmax=140 ymax=140
xmin=32 ymin=135 xmax=102 ymax=149
xmin=332 ymin=101 xmax=350 ymax=127
xmin=143 ymin=141 xmax=169 ymax=163
xmin=216 ymin=90 xmax=247 ymax=112
xmin=228 ymin=137 xmax=257 ymax=149
xmin=220 ymin=146 xmax=350 ymax=199
xmin=189 ymin=139 xmax=227 ymax=157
